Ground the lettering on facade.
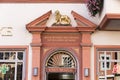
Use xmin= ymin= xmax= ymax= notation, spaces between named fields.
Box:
xmin=0 ymin=27 xmax=13 ymax=36
xmin=44 ymin=36 xmax=79 ymax=42
xmin=46 ymin=68 xmax=76 ymax=73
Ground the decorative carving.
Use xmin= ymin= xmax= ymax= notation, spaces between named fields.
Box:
xmin=52 ymin=10 xmax=71 ymax=26
xmin=46 ymin=50 xmax=76 ymax=68
xmin=44 ymin=36 xmax=79 ymax=42
xmin=0 ymin=27 xmax=12 ymax=36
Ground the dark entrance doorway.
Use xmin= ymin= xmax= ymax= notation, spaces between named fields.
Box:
xmin=47 ymin=73 xmax=75 ymax=80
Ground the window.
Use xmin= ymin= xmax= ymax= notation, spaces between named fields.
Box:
xmin=100 ymin=54 xmax=111 ymax=70
xmin=46 ymin=50 xmax=76 ymax=68
xmin=97 ymin=50 xmax=120 ymax=80
xmin=0 ymin=50 xmax=26 ymax=80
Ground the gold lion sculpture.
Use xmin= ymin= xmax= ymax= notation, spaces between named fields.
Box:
xmin=53 ymin=10 xmax=71 ymax=26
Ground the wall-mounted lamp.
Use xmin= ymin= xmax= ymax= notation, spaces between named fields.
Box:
xmin=84 ymin=68 xmax=89 ymax=77
xmin=33 ymin=67 xmax=38 ymax=76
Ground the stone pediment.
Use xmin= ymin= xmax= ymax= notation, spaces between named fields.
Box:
xmin=26 ymin=10 xmax=96 ymax=32
xmin=26 ymin=10 xmax=52 ymax=27
xmin=71 ymin=11 xmax=96 ymax=27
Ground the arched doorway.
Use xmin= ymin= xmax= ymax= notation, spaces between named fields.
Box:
xmin=26 ymin=11 xmax=96 ymax=80
xmin=45 ymin=50 xmax=77 ymax=80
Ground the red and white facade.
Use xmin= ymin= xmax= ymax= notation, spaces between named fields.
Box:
xmin=0 ymin=0 xmax=120 ymax=80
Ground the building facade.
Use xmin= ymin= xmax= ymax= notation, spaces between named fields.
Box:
xmin=0 ymin=0 xmax=120 ymax=80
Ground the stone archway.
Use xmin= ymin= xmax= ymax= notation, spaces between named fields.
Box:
xmin=45 ymin=50 xmax=77 ymax=80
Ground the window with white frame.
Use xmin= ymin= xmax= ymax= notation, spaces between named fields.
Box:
xmin=97 ymin=50 xmax=120 ymax=80
xmin=0 ymin=50 xmax=25 ymax=80
xmin=100 ymin=54 xmax=111 ymax=70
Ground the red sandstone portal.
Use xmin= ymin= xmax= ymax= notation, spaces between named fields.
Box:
xmin=26 ymin=10 xmax=96 ymax=80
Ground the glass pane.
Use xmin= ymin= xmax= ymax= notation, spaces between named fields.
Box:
xmin=107 ymin=62 xmax=120 ymax=80
xmin=99 ymin=61 xmax=105 ymax=70
xmin=9 ymin=52 xmax=16 ymax=60
xmin=98 ymin=62 xmax=105 ymax=80
xmin=17 ymin=62 xmax=23 ymax=80
xmin=0 ymin=62 xmax=15 ymax=80
xmin=99 ymin=51 xmax=104 ymax=60
xmin=17 ymin=52 xmax=23 ymax=60
xmin=111 ymin=52 xmax=120 ymax=60
xmin=0 ymin=52 xmax=3 ymax=60
xmin=5 ymin=52 xmax=9 ymax=60
xmin=46 ymin=51 xmax=75 ymax=68
xmin=106 ymin=62 xmax=110 ymax=69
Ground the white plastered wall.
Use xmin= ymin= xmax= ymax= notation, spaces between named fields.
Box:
xmin=92 ymin=31 xmax=120 ymax=45
xmin=105 ymin=0 xmax=120 ymax=13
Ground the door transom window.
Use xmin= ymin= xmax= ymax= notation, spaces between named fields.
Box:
xmin=46 ymin=50 xmax=76 ymax=68
xmin=46 ymin=50 xmax=76 ymax=80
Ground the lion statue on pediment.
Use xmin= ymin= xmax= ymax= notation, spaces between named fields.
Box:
xmin=52 ymin=10 xmax=71 ymax=26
